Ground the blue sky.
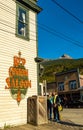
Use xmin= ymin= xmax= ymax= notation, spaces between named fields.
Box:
xmin=37 ymin=0 xmax=83 ymax=59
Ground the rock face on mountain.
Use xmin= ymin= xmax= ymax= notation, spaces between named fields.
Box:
xmin=59 ymin=54 xmax=73 ymax=59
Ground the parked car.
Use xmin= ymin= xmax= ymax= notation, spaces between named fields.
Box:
xmin=67 ymin=100 xmax=83 ymax=108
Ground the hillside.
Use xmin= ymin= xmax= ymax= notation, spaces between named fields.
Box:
xmin=40 ymin=58 xmax=83 ymax=83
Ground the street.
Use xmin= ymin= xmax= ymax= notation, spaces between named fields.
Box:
xmin=61 ymin=108 xmax=83 ymax=125
xmin=0 ymin=108 xmax=83 ymax=130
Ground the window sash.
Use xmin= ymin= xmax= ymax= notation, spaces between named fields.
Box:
xmin=58 ymin=82 xmax=64 ymax=91
xmin=69 ymin=80 xmax=76 ymax=89
xmin=18 ymin=7 xmax=27 ymax=37
xmin=16 ymin=3 xmax=29 ymax=40
xmin=18 ymin=21 xmax=27 ymax=36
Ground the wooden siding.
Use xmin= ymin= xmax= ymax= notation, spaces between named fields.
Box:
xmin=0 ymin=0 xmax=38 ymax=128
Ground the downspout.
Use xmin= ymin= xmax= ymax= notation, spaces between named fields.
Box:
xmin=36 ymin=13 xmax=39 ymax=95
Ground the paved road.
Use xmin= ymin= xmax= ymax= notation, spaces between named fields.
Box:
xmin=0 ymin=109 xmax=83 ymax=130
xmin=61 ymin=108 xmax=83 ymax=125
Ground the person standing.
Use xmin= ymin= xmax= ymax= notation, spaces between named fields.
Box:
xmin=47 ymin=92 xmax=53 ymax=120
xmin=53 ymin=91 xmax=60 ymax=123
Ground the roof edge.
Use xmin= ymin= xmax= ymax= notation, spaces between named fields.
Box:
xmin=16 ymin=0 xmax=42 ymax=13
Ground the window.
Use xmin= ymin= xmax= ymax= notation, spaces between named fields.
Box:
xmin=69 ymin=80 xmax=77 ymax=90
xmin=58 ymin=82 xmax=64 ymax=91
xmin=16 ymin=3 xmax=29 ymax=39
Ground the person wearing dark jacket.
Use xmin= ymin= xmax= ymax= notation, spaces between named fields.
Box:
xmin=47 ymin=92 xmax=53 ymax=120
xmin=53 ymin=91 xmax=60 ymax=122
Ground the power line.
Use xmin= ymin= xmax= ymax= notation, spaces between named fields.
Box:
xmin=0 ymin=19 xmax=83 ymax=57
xmin=38 ymin=24 xmax=83 ymax=48
xmin=0 ymin=18 xmax=37 ymax=39
xmin=1 ymin=15 xmax=83 ymax=49
xmin=1 ymin=0 xmax=83 ymax=25
xmin=38 ymin=22 xmax=83 ymax=47
xmin=0 ymin=1 xmax=38 ymax=24
xmin=0 ymin=1 xmax=83 ymax=49
xmin=51 ymin=0 xmax=83 ymax=24
xmin=0 ymin=28 xmax=37 ymax=42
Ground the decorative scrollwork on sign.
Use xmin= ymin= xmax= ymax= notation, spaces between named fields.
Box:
xmin=5 ymin=52 xmax=31 ymax=104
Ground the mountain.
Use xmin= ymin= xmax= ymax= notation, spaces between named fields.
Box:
xmin=59 ymin=54 xmax=73 ymax=59
xmin=40 ymin=57 xmax=83 ymax=83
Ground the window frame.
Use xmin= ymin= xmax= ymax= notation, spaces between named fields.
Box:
xmin=69 ymin=80 xmax=77 ymax=90
xmin=58 ymin=82 xmax=64 ymax=91
xmin=16 ymin=2 xmax=29 ymax=40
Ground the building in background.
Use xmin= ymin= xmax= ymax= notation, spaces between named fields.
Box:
xmin=0 ymin=0 xmax=41 ymax=128
xmin=47 ymin=82 xmax=57 ymax=93
xmin=47 ymin=68 xmax=83 ymax=103
xmin=78 ymin=75 xmax=83 ymax=101
xmin=55 ymin=68 xmax=83 ymax=103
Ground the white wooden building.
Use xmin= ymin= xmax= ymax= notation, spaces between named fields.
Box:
xmin=0 ymin=0 xmax=42 ymax=128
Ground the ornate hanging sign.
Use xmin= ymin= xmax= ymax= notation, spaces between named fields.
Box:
xmin=5 ymin=52 xmax=31 ymax=104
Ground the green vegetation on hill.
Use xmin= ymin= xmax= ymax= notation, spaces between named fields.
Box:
xmin=40 ymin=58 xmax=83 ymax=83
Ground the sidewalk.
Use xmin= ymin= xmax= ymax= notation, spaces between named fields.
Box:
xmin=2 ymin=120 xmax=83 ymax=130
xmin=0 ymin=109 xmax=83 ymax=130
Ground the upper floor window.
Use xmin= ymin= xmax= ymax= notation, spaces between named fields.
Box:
xmin=16 ymin=3 xmax=29 ymax=40
xmin=69 ymin=80 xmax=77 ymax=90
xmin=58 ymin=82 xmax=64 ymax=91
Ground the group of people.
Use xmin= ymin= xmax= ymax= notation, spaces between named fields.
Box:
xmin=47 ymin=91 xmax=62 ymax=123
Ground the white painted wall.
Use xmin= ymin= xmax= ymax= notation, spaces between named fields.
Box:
xmin=0 ymin=0 xmax=38 ymax=128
